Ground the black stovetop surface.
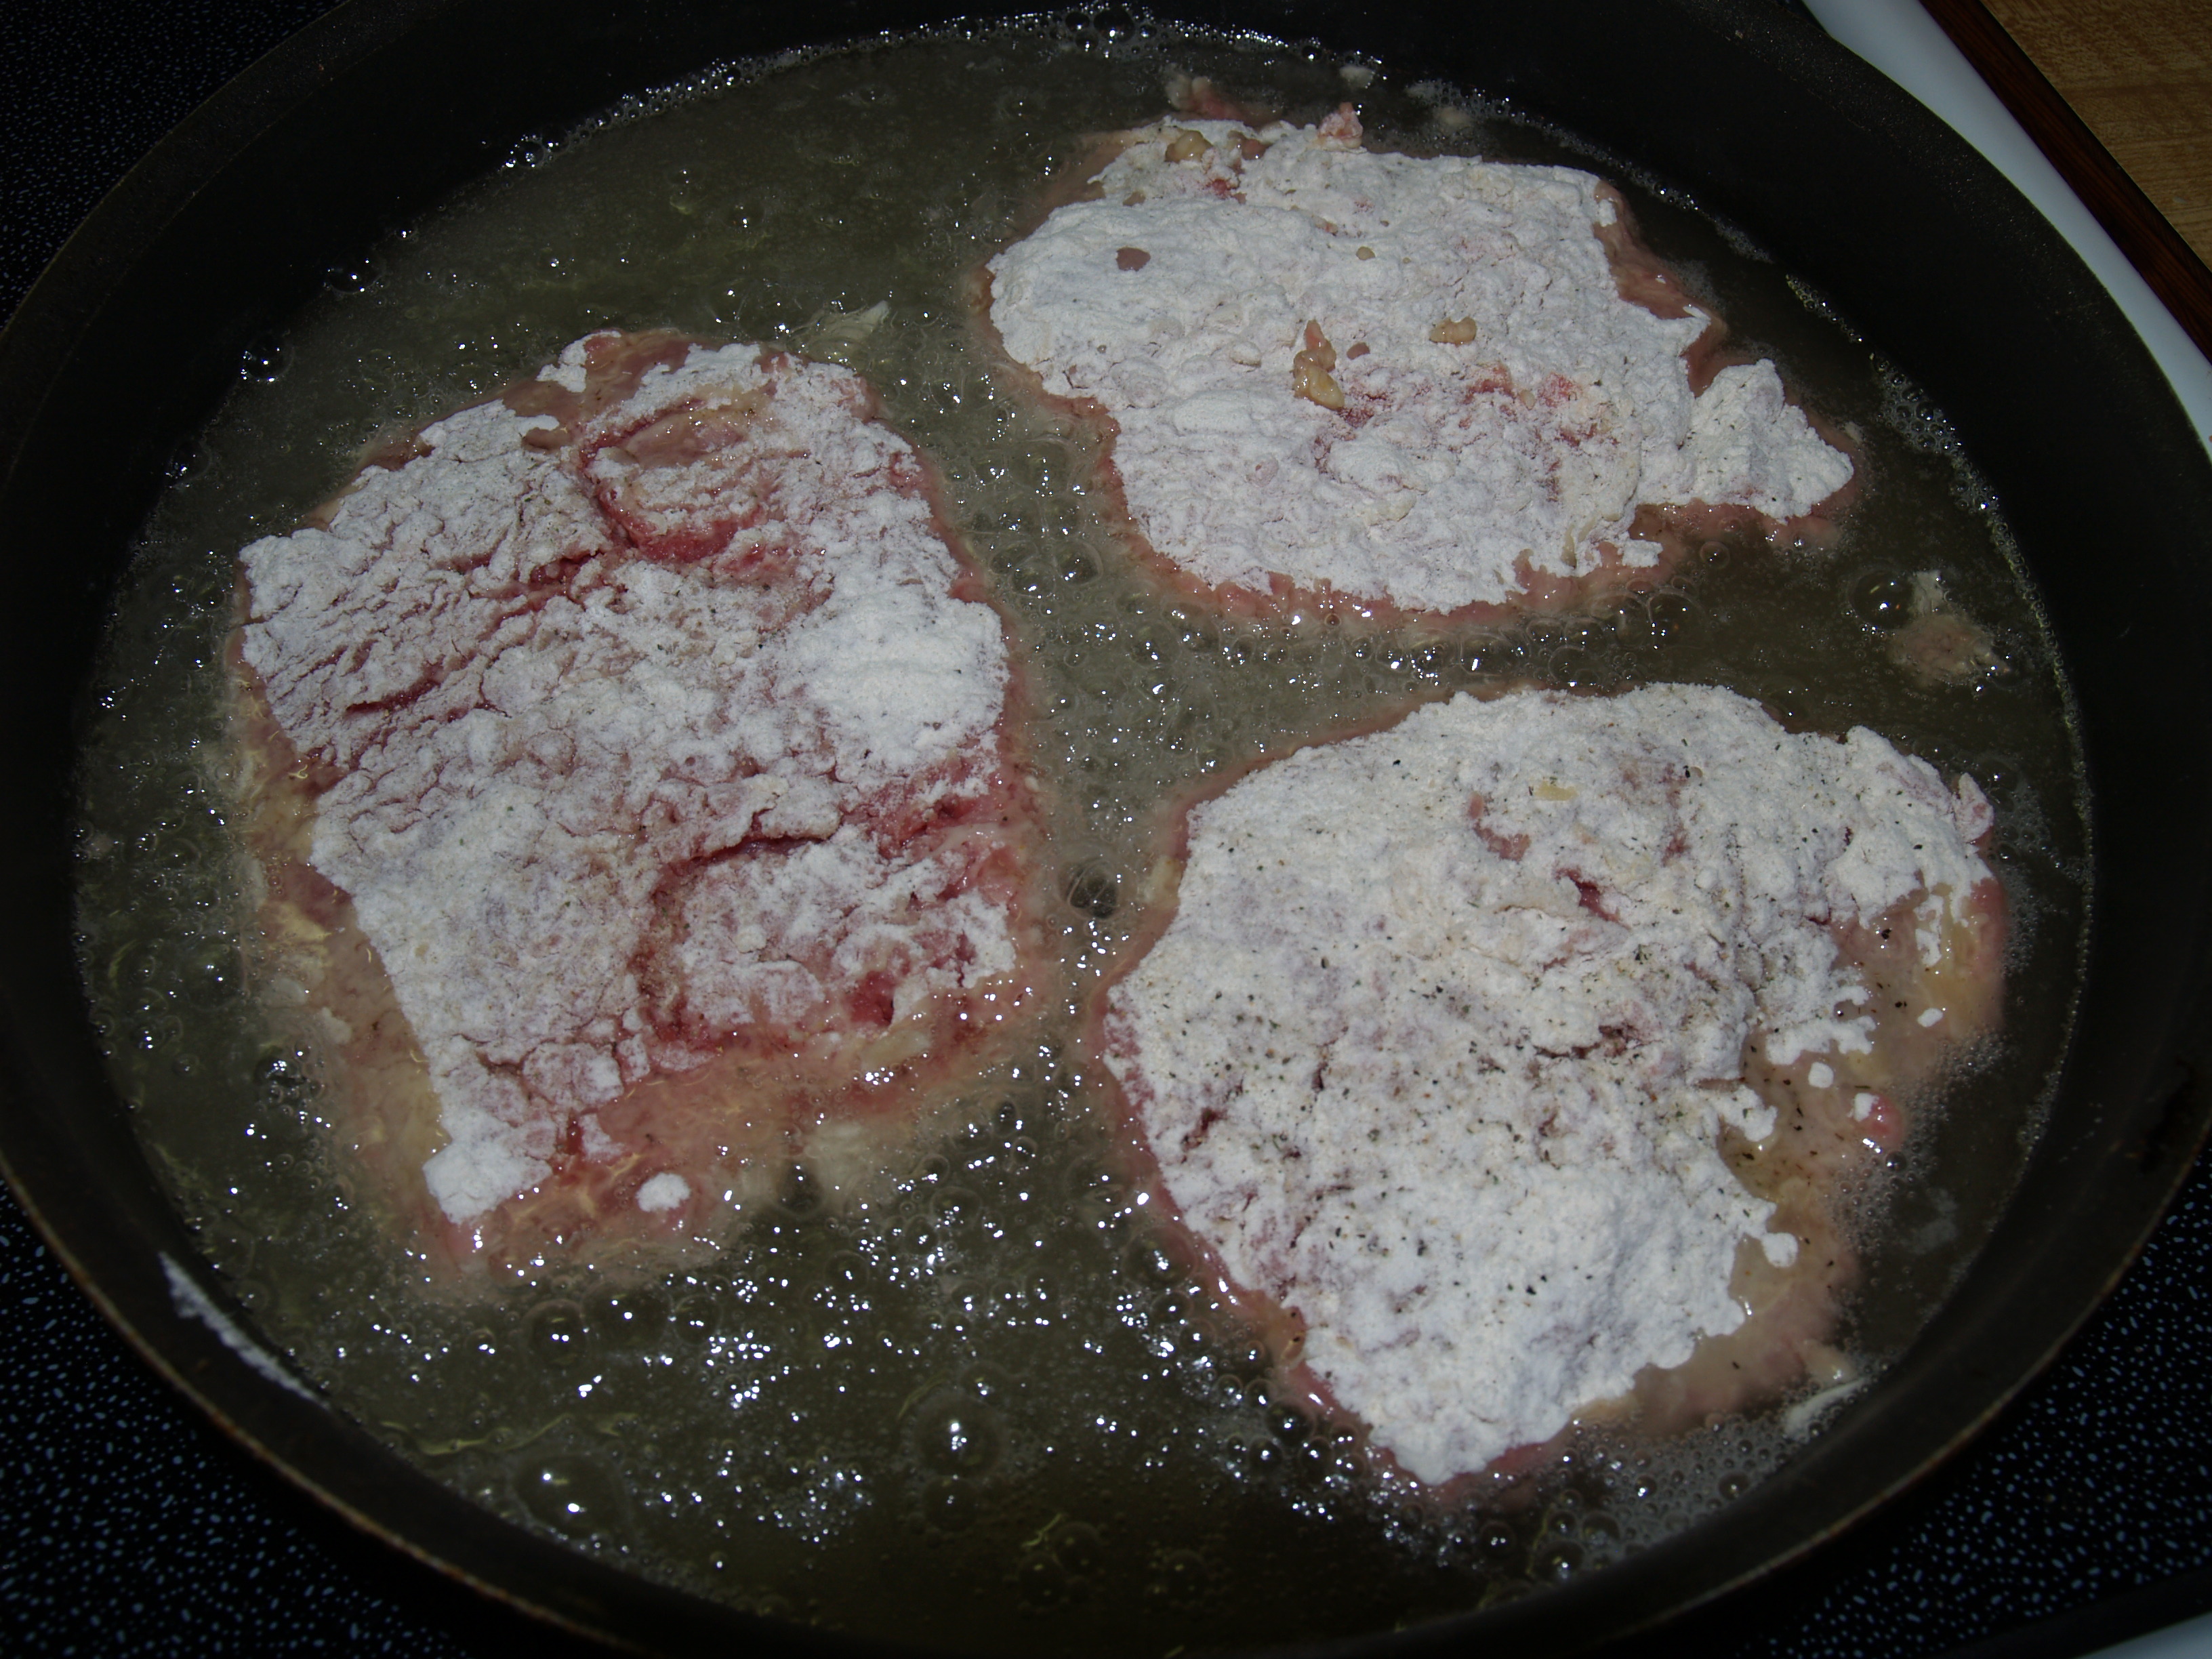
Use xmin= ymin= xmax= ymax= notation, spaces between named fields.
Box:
xmin=4 ymin=3 xmax=2209 ymax=1654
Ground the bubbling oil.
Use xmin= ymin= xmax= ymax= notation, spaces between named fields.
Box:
xmin=74 ymin=16 xmax=2087 ymax=1652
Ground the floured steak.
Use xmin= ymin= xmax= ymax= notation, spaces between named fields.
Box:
xmin=1100 ymin=684 xmax=2003 ymax=1483
xmin=988 ymin=109 xmax=1853 ymax=622
xmin=237 ymin=331 xmax=1046 ymax=1264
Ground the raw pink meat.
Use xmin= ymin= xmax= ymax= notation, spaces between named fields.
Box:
xmin=237 ymin=331 xmax=1046 ymax=1269
xmin=1092 ymin=685 xmax=2003 ymax=1488
xmin=985 ymin=110 xmax=1858 ymax=627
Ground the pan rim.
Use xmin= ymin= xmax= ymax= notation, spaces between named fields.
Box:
xmin=5 ymin=1 xmax=2211 ymax=1653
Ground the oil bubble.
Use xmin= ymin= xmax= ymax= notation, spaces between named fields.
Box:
xmin=933 ymin=1183 xmax=982 ymax=1225
xmin=599 ymin=1289 xmax=666 ymax=1349
xmin=324 ymin=254 xmax=385 ymax=293
xmin=239 ymin=334 xmax=289 ymax=383
xmin=527 ymin=1298 xmax=590 ymax=1368
xmin=1851 ymin=570 xmax=1912 ymax=629
xmin=963 ymin=1363 xmax=1012 ymax=1404
xmin=1461 ymin=638 xmax=1500 ymax=674
xmin=1018 ymin=1551 xmax=1072 ymax=1609
xmin=1547 ymin=646 xmax=1594 ymax=687
xmin=1056 ymin=1521 xmax=1104 ymax=1577
xmin=164 ymin=438 xmax=214 ymax=484
xmin=1297 ymin=1435 xmax=1342 ymax=1473
xmin=1076 ymin=1190 xmax=1132 ymax=1233
xmin=1647 ymin=590 xmax=1692 ymax=640
xmin=942 ymin=1279 xmax=988 ymax=1326
xmin=760 ymin=1455 xmax=807 ymax=1494
xmin=914 ymin=1394 xmax=1003 ymax=1476
xmin=1067 ymin=1153 xmax=1118 ymax=1192
xmin=1171 ymin=612 xmax=1221 ymax=652
xmin=1122 ymin=1237 xmax=1177 ymax=1284
xmin=516 ymin=1453 xmax=626 ymax=1540
xmin=184 ymin=944 xmax=234 ymax=998
xmin=922 ymin=1476 xmax=981 ymax=1532
xmin=1533 ymin=1540 xmax=1584 ymax=1582
xmin=670 ymin=1291 xmax=720 ymax=1342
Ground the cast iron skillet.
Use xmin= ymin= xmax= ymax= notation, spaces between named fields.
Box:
xmin=3 ymin=0 xmax=2209 ymax=1651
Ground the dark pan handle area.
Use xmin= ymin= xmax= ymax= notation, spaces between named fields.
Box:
xmin=3 ymin=1 xmax=2209 ymax=1653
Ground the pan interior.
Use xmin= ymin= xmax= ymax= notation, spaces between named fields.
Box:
xmin=67 ymin=15 xmax=2089 ymax=1653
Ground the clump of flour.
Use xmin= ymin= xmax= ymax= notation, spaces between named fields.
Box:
xmin=989 ymin=112 xmax=1851 ymax=614
xmin=1103 ymin=684 xmax=1992 ymax=1481
xmin=241 ymin=335 xmax=1032 ymax=1225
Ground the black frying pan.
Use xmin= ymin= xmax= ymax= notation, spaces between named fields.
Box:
xmin=4 ymin=1 xmax=2210 ymax=1653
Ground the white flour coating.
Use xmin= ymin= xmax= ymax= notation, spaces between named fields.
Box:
xmin=241 ymin=337 xmax=1019 ymax=1224
xmin=989 ymin=113 xmax=1853 ymax=613
xmin=1104 ymin=684 xmax=1992 ymax=1482
xmin=636 ymin=1173 xmax=692 ymax=1214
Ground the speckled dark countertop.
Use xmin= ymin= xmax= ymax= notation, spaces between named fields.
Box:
xmin=3 ymin=3 xmax=2209 ymax=1654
